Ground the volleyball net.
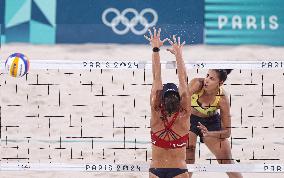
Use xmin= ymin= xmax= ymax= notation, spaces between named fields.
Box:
xmin=1 ymin=163 xmax=284 ymax=172
xmin=1 ymin=59 xmax=284 ymax=173
xmin=0 ymin=59 xmax=284 ymax=70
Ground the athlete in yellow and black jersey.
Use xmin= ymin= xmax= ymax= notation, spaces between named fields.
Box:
xmin=186 ymin=69 xmax=243 ymax=178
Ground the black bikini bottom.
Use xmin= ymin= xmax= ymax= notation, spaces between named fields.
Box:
xmin=149 ymin=168 xmax=188 ymax=178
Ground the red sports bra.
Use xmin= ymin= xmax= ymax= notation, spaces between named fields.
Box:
xmin=151 ymin=110 xmax=189 ymax=149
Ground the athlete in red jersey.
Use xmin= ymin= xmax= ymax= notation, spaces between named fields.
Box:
xmin=144 ymin=27 xmax=191 ymax=178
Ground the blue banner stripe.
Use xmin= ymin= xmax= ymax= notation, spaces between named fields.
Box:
xmin=206 ymin=6 xmax=284 ymax=11
xmin=205 ymin=0 xmax=284 ymax=4
xmin=205 ymin=14 xmax=282 ymax=19
xmin=205 ymin=30 xmax=284 ymax=36
xmin=205 ymin=38 xmax=284 ymax=45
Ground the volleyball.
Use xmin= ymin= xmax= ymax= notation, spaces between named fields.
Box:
xmin=5 ymin=53 xmax=30 ymax=77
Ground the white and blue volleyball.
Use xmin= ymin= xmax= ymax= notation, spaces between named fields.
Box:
xmin=5 ymin=53 xmax=30 ymax=77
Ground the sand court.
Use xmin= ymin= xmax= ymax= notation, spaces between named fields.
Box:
xmin=1 ymin=44 xmax=284 ymax=177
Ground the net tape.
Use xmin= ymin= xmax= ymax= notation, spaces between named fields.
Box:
xmin=1 ymin=163 xmax=283 ymax=172
xmin=1 ymin=60 xmax=284 ymax=70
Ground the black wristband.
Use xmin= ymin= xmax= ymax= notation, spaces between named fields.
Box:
xmin=152 ymin=47 xmax=160 ymax=52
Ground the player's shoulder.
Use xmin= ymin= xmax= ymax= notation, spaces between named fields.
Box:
xmin=219 ymin=88 xmax=229 ymax=105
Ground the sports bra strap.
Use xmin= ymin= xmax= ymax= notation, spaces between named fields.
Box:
xmin=153 ymin=110 xmax=181 ymax=138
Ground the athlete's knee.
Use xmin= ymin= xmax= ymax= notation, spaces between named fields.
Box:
xmin=215 ymin=150 xmax=233 ymax=164
xmin=226 ymin=172 xmax=243 ymax=178
xmin=217 ymin=158 xmax=234 ymax=164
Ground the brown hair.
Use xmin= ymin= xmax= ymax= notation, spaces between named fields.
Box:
xmin=213 ymin=69 xmax=233 ymax=82
xmin=162 ymin=91 xmax=180 ymax=116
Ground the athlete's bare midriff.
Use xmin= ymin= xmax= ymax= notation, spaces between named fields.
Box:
xmin=151 ymin=145 xmax=187 ymax=168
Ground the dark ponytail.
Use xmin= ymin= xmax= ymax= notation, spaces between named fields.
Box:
xmin=225 ymin=69 xmax=233 ymax=75
xmin=214 ymin=69 xmax=233 ymax=82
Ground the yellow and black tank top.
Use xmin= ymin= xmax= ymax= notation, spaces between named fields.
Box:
xmin=191 ymin=88 xmax=223 ymax=117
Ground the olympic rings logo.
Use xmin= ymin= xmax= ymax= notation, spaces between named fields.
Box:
xmin=102 ymin=8 xmax=158 ymax=35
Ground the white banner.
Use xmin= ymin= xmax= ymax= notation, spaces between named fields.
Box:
xmin=1 ymin=60 xmax=284 ymax=70
xmin=1 ymin=163 xmax=284 ymax=173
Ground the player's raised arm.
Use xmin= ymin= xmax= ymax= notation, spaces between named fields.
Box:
xmin=144 ymin=27 xmax=168 ymax=109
